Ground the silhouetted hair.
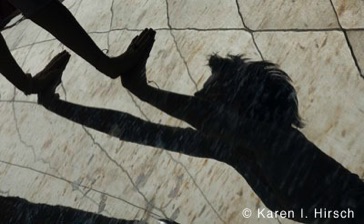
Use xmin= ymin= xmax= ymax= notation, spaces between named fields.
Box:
xmin=203 ymin=54 xmax=304 ymax=129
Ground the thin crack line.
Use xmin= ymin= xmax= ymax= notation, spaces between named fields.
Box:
xmin=329 ymin=0 xmax=363 ymax=78
xmin=61 ymin=86 xmax=166 ymax=219
xmin=127 ymin=91 xmax=150 ymax=120
xmin=105 ymin=0 xmax=115 ymax=55
xmin=235 ymin=0 xmax=264 ymax=61
xmin=109 ymin=0 xmax=115 ymax=34
xmin=0 ymin=99 xmax=36 ymax=104
xmin=236 ymin=3 xmax=283 ymax=224
xmin=81 ymin=126 xmax=167 ymax=220
xmin=276 ymin=217 xmax=283 ymax=224
xmin=108 ymin=26 xmax=364 ymax=32
xmin=0 ymin=159 xmax=161 ymax=219
xmin=8 ymin=27 xmax=364 ymax=53
xmin=9 ymin=95 xmax=64 ymax=177
xmin=127 ymin=78 xmax=225 ymax=223
xmin=164 ymin=151 xmax=226 ymax=224
xmin=57 ymin=32 xmax=166 ymax=221
xmin=70 ymin=0 xmax=83 ymax=17
xmin=10 ymin=45 xmax=38 ymax=162
xmin=0 ymin=189 xmax=10 ymax=196
xmin=165 ymin=0 xmax=199 ymax=91
xmin=8 ymin=46 xmax=37 ymax=160
xmin=11 ymin=101 xmax=37 ymax=162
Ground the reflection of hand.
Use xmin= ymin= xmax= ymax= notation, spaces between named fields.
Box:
xmin=121 ymin=28 xmax=155 ymax=92
xmin=30 ymin=50 xmax=71 ymax=94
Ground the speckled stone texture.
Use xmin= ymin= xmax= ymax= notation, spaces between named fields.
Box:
xmin=1 ymin=0 xmax=363 ymax=223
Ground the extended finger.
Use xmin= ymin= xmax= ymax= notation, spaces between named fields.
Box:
xmin=133 ymin=28 xmax=153 ymax=47
xmin=44 ymin=51 xmax=70 ymax=70
xmin=136 ymin=29 xmax=155 ymax=49
xmin=136 ymin=29 xmax=155 ymax=50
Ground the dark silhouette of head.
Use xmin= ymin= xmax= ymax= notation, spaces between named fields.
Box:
xmin=194 ymin=54 xmax=304 ymax=129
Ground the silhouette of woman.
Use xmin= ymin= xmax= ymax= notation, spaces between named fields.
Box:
xmin=38 ymin=29 xmax=364 ymax=224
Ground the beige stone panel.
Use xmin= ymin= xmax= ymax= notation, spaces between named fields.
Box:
xmin=111 ymin=0 xmax=168 ymax=29
xmin=347 ymin=31 xmax=364 ymax=77
xmin=0 ymin=103 xmax=24 ymax=164
xmin=2 ymin=0 xmax=82 ymax=49
xmin=0 ymin=161 xmax=111 ymax=217
xmin=108 ymin=30 xmax=194 ymax=126
xmin=0 ymin=75 xmax=15 ymax=101
xmin=0 ymin=46 xmax=32 ymax=100
xmin=238 ymin=0 xmax=339 ymax=30
xmin=12 ymin=40 xmax=64 ymax=102
xmin=2 ymin=19 xmax=43 ymax=50
xmin=0 ymin=102 xmax=153 ymax=219
xmin=332 ymin=0 xmax=364 ymax=29
xmin=167 ymin=0 xmax=243 ymax=29
xmin=57 ymin=32 xmax=111 ymax=103
xmin=74 ymin=0 xmax=113 ymax=32
xmin=171 ymin=30 xmax=262 ymax=90
xmin=255 ymin=31 xmax=364 ymax=174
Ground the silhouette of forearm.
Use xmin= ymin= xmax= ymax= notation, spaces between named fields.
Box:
xmin=128 ymin=85 xmax=266 ymax=147
xmin=0 ymin=33 xmax=30 ymax=94
xmin=41 ymin=98 xmax=217 ymax=159
xmin=129 ymin=85 xmax=234 ymax=133
xmin=0 ymin=195 xmax=142 ymax=223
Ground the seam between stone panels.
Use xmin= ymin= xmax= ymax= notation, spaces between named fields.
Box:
xmin=1 ymin=97 xmax=165 ymax=220
xmin=235 ymin=0 xmax=264 ymax=61
xmin=8 ymin=27 xmax=364 ymax=52
xmin=81 ymin=126 xmax=168 ymax=220
xmin=127 ymin=72 xmax=226 ymax=223
xmin=106 ymin=0 xmax=115 ymax=55
xmin=10 ymin=45 xmax=38 ymax=162
xmin=0 ymin=159 xmax=163 ymax=219
xmin=0 ymin=161 xmax=113 ymax=217
xmin=164 ymin=151 xmax=227 ymax=224
xmin=329 ymin=0 xmax=363 ymax=78
xmin=165 ymin=0 xmax=199 ymax=91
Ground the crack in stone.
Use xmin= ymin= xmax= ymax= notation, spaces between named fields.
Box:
xmin=9 ymin=95 xmax=65 ymax=179
xmin=235 ymin=0 xmax=264 ymax=61
xmin=0 ymin=189 xmax=10 ymax=196
xmin=127 ymin=91 xmax=150 ymax=120
xmin=105 ymin=0 xmax=115 ymax=55
xmin=0 ymin=159 xmax=162 ymax=219
xmin=0 ymin=99 xmax=37 ymax=104
xmin=10 ymin=62 xmax=38 ymax=163
xmin=61 ymin=85 xmax=166 ymax=220
xmin=98 ymin=193 xmax=108 ymax=213
xmin=329 ymin=0 xmax=363 ymax=79
xmin=8 ymin=27 xmax=364 ymax=53
xmin=81 ymin=126 xmax=168 ymax=220
xmin=4 ymin=2 xmax=364 ymax=223
xmin=164 ymin=152 xmax=226 ymax=224
xmin=165 ymin=0 xmax=199 ymax=92
xmin=109 ymin=0 xmax=115 ymax=34
xmin=127 ymin=77 xmax=225 ymax=223
xmin=70 ymin=0 xmax=83 ymax=17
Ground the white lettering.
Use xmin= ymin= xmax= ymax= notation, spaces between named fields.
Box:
xmin=257 ymin=208 xmax=266 ymax=218
xmin=314 ymin=208 xmax=355 ymax=219
xmin=257 ymin=208 xmax=295 ymax=219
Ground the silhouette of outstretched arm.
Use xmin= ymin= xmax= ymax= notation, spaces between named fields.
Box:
xmin=40 ymin=96 xmax=221 ymax=160
xmin=122 ymin=73 xmax=289 ymax=153
xmin=0 ymin=195 xmax=143 ymax=224
xmin=0 ymin=33 xmax=70 ymax=95
xmin=8 ymin=0 xmax=155 ymax=79
xmin=121 ymin=49 xmax=364 ymax=223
